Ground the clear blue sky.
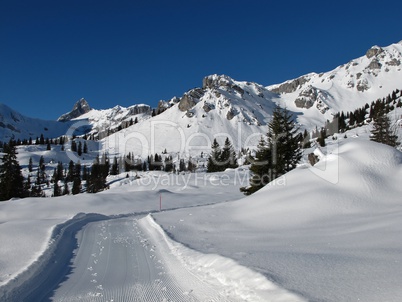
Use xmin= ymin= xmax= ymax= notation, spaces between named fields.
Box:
xmin=1 ymin=0 xmax=401 ymax=120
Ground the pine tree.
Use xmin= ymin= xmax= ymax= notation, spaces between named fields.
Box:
xmin=164 ymin=156 xmax=174 ymax=172
xmin=111 ymin=156 xmax=119 ymax=175
xmin=83 ymin=141 xmax=88 ymax=153
xmin=53 ymin=181 xmax=61 ymax=197
xmin=370 ymin=108 xmax=399 ymax=147
xmin=0 ymin=142 xmax=25 ymax=200
xmin=66 ymin=160 xmax=74 ymax=182
xmin=179 ymin=159 xmax=186 ymax=172
xmin=220 ymin=137 xmax=238 ymax=169
xmin=240 ymin=136 xmax=271 ymax=195
xmin=39 ymin=156 xmax=45 ymax=171
xmin=63 ymin=181 xmax=70 ymax=195
xmin=207 ymin=139 xmax=222 ymax=173
xmin=87 ymin=156 xmax=108 ymax=193
xmin=187 ymin=157 xmax=197 ymax=172
xmin=268 ymin=106 xmax=302 ymax=179
xmin=28 ymin=157 xmax=33 ymax=172
xmin=77 ymin=141 xmax=82 ymax=156
xmin=56 ymin=161 xmax=64 ymax=181
xmin=241 ymin=106 xmax=301 ymax=195
xmin=71 ymin=140 xmax=77 ymax=152
xmin=39 ymin=134 xmax=45 ymax=145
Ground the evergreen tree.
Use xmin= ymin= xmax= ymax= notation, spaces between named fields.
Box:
xmin=66 ymin=160 xmax=74 ymax=182
xmin=111 ymin=156 xmax=119 ymax=175
xmin=31 ymin=183 xmax=44 ymax=197
xmin=241 ymin=106 xmax=301 ymax=195
xmin=71 ymin=140 xmax=77 ymax=152
xmin=63 ymin=181 xmax=70 ymax=195
xmin=179 ymin=159 xmax=186 ymax=172
xmin=87 ymin=156 xmax=108 ymax=193
xmin=72 ymin=176 xmax=81 ymax=195
xmin=187 ymin=157 xmax=197 ymax=172
xmin=56 ymin=161 xmax=64 ymax=181
xmin=207 ymin=139 xmax=222 ymax=173
xmin=220 ymin=137 xmax=238 ymax=169
xmin=39 ymin=156 xmax=45 ymax=171
xmin=53 ymin=181 xmax=61 ymax=197
xmin=240 ymin=136 xmax=271 ymax=195
xmin=153 ymin=153 xmax=162 ymax=170
xmin=39 ymin=134 xmax=45 ymax=145
xmin=164 ymin=155 xmax=174 ymax=172
xmin=268 ymin=106 xmax=302 ymax=179
xmin=28 ymin=157 xmax=33 ymax=172
xmin=0 ymin=143 xmax=25 ymax=200
xmin=77 ymin=141 xmax=82 ymax=156
xmin=370 ymin=108 xmax=399 ymax=147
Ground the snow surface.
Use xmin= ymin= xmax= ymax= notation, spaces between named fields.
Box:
xmin=1 ymin=139 xmax=402 ymax=301
xmin=153 ymin=139 xmax=402 ymax=302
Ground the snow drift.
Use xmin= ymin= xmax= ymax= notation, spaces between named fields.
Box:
xmin=153 ymin=139 xmax=402 ymax=302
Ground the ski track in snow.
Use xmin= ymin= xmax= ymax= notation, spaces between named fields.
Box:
xmin=51 ymin=216 xmax=234 ymax=302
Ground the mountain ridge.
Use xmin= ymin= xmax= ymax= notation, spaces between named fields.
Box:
xmin=1 ymin=40 xmax=402 ymax=143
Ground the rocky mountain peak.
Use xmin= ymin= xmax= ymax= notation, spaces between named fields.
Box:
xmin=58 ymin=98 xmax=91 ymax=121
xmin=366 ymin=45 xmax=384 ymax=59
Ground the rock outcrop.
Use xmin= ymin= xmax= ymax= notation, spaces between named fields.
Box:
xmin=58 ymin=98 xmax=91 ymax=121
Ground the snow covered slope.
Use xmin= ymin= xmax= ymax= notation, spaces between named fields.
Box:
xmin=3 ymin=41 xmax=402 ymax=152
xmin=0 ymin=103 xmax=74 ymax=142
xmin=153 ymin=139 xmax=402 ymax=302
xmin=101 ymin=74 xmax=280 ymax=157
xmin=268 ymin=41 xmax=402 ymax=128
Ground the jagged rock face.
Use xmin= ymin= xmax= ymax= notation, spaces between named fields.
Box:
xmin=203 ymin=102 xmax=214 ymax=112
xmin=178 ymin=88 xmax=205 ymax=112
xmin=128 ymin=104 xmax=152 ymax=115
xmin=202 ymin=74 xmax=244 ymax=96
xmin=294 ymin=86 xmax=317 ymax=109
xmin=366 ymin=46 xmax=384 ymax=59
xmin=294 ymin=86 xmax=329 ymax=114
xmin=386 ymin=58 xmax=401 ymax=66
xmin=58 ymin=98 xmax=91 ymax=121
xmin=226 ymin=109 xmax=235 ymax=120
xmin=357 ymin=78 xmax=370 ymax=92
xmin=367 ymin=59 xmax=382 ymax=70
xmin=269 ymin=76 xmax=309 ymax=94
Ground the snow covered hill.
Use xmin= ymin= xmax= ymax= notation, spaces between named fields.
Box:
xmin=153 ymin=139 xmax=402 ymax=302
xmin=268 ymin=41 xmax=402 ymax=128
xmin=0 ymin=103 xmax=74 ymax=142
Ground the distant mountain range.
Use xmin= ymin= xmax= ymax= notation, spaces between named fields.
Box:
xmin=1 ymin=41 xmax=402 ymax=150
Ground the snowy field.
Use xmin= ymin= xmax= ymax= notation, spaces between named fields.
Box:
xmin=1 ymin=137 xmax=402 ymax=301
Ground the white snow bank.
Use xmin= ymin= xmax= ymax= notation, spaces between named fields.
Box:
xmin=140 ymin=214 xmax=305 ymax=302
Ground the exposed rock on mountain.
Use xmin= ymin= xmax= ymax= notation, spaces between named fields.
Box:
xmin=58 ymin=98 xmax=91 ymax=121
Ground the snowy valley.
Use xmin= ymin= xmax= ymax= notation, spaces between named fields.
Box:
xmin=1 ymin=41 xmax=402 ymax=301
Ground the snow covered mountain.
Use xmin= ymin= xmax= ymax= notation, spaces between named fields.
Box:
xmin=268 ymin=41 xmax=402 ymax=128
xmin=97 ymin=74 xmax=281 ymax=158
xmin=60 ymin=99 xmax=153 ymax=140
xmin=2 ymin=41 xmax=402 ymax=150
xmin=0 ymin=103 xmax=74 ymax=142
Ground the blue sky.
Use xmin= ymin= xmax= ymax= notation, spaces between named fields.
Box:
xmin=1 ymin=0 xmax=401 ymax=120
